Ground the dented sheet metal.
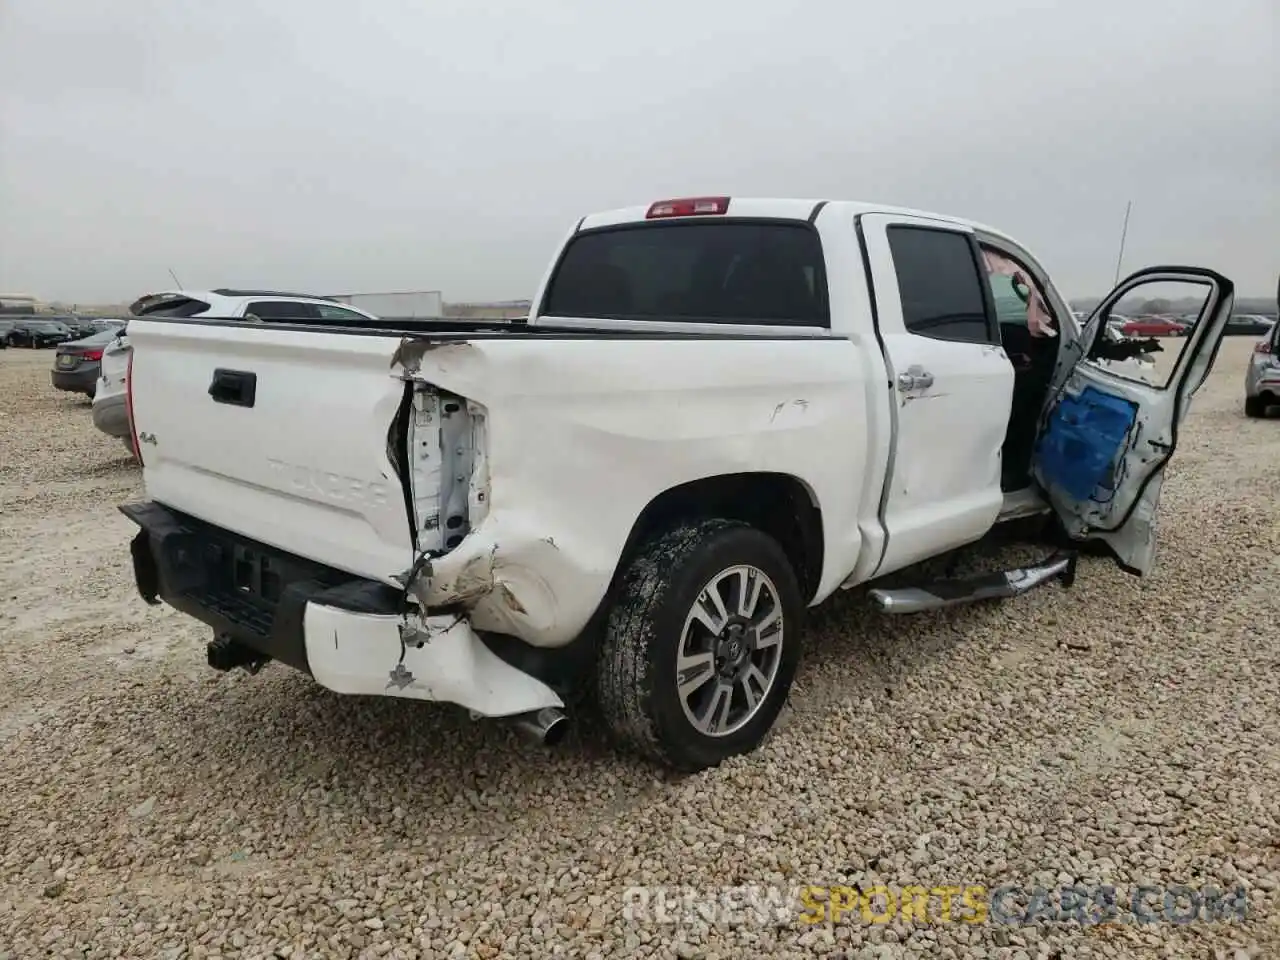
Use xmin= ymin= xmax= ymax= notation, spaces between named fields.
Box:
xmin=304 ymin=602 xmax=564 ymax=716
xmin=390 ymin=336 xmax=480 ymax=377
xmin=379 ymin=335 xmax=872 ymax=648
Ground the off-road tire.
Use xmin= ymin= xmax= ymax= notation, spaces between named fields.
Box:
xmin=596 ymin=518 xmax=803 ymax=772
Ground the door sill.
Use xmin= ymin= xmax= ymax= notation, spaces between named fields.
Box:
xmin=997 ymin=486 xmax=1048 ymax=522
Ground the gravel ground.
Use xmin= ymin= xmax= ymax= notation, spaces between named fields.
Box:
xmin=1 ymin=342 xmax=1277 ymax=960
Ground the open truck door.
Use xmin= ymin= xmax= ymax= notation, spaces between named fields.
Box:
xmin=1034 ymin=266 xmax=1235 ymax=575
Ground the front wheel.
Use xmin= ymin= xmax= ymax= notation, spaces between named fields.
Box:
xmin=1245 ymin=395 xmax=1268 ymax=418
xmin=596 ymin=518 xmax=803 ymax=772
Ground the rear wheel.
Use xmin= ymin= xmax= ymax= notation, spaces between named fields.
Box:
xmin=1245 ymin=395 xmax=1268 ymax=418
xmin=596 ymin=518 xmax=803 ymax=772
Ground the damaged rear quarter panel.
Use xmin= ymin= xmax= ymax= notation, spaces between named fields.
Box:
xmin=398 ymin=335 xmax=872 ymax=647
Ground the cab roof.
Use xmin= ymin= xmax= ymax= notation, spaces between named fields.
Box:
xmin=576 ymin=197 xmax=1013 ymax=242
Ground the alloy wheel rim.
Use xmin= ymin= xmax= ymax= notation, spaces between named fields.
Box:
xmin=675 ymin=564 xmax=784 ymax=738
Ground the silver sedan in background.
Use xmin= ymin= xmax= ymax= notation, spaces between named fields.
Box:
xmin=1245 ymin=318 xmax=1280 ymax=418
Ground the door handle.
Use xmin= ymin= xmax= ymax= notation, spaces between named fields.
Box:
xmin=208 ymin=368 xmax=257 ymax=408
xmin=896 ymin=366 xmax=934 ymax=393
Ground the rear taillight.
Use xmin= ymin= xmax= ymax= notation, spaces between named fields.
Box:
xmin=1255 ymin=340 xmax=1273 ymax=355
xmin=645 ymin=196 xmax=730 ymax=219
xmin=125 ymin=350 xmax=142 ymax=465
xmin=82 ymin=349 xmax=103 ymax=362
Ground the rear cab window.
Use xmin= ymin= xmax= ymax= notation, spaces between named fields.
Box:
xmin=541 ymin=221 xmax=830 ymax=326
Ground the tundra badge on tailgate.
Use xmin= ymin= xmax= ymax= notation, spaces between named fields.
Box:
xmin=265 ymin=458 xmax=390 ymax=507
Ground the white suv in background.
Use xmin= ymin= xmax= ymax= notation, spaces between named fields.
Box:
xmin=91 ymin=290 xmax=380 ymax=452
xmin=125 ymin=288 xmax=381 ymax=324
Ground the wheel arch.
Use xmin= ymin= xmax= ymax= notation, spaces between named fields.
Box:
xmin=610 ymin=472 xmax=825 ymax=604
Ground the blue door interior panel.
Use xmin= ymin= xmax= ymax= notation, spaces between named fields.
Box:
xmin=1036 ymin=386 xmax=1138 ymax=501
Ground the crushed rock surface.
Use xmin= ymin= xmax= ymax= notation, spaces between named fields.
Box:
xmin=1 ymin=342 xmax=1277 ymax=959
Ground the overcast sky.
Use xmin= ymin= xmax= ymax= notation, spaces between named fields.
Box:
xmin=1 ymin=0 xmax=1276 ymax=305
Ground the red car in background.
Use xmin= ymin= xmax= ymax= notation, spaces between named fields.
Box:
xmin=1122 ymin=316 xmax=1190 ymax=337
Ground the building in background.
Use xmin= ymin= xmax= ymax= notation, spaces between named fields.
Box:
xmin=444 ymin=300 xmax=531 ymax=320
xmin=325 ymin=292 xmax=531 ymax=321
xmin=0 ymin=293 xmax=40 ymax=315
xmin=327 ymin=290 xmax=444 ymax=318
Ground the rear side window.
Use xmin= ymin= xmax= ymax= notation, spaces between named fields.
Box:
xmin=887 ymin=227 xmax=995 ymax=344
xmin=245 ymin=301 xmax=321 ymax=320
xmin=315 ymin=304 xmax=374 ymax=322
xmin=542 ymin=221 xmax=830 ymax=326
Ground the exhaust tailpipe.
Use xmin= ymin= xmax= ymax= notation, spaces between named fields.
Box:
xmin=509 ymin=707 xmax=569 ymax=747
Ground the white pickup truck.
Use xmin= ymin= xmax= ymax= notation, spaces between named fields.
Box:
xmin=119 ymin=197 xmax=1234 ymax=771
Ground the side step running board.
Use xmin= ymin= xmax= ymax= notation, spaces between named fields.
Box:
xmin=869 ymin=551 xmax=1079 ymax=615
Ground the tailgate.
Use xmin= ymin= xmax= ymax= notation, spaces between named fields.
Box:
xmin=126 ymin=319 xmax=416 ymax=583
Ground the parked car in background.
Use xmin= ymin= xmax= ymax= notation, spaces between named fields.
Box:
xmin=1095 ymin=322 xmax=1157 ymax=378
xmin=91 ymin=318 xmax=127 ymax=333
xmin=50 ymin=329 xmax=121 ymax=397
xmin=128 ymin=289 xmax=381 ymax=323
xmin=0 ymin=320 xmax=12 ymax=347
xmin=1122 ymin=316 xmax=1190 ymax=337
xmin=66 ymin=316 xmax=100 ymax=338
xmin=92 ymin=325 xmax=133 ymax=452
xmin=1245 ymin=315 xmax=1280 ymax=418
xmin=1225 ymin=314 xmax=1274 ymax=337
xmin=35 ymin=315 xmax=97 ymax=338
xmin=4 ymin=318 xmax=77 ymax=347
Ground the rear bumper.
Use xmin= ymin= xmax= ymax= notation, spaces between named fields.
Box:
xmin=92 ymin=392 xmax=129 ymax=437
xmin=51 ymin=366 xmax=99 ymax=394
xmin=120 ymin=500 xmax=563 ymax=716
xmin=120 ymin=500 xmax=372 ymax=673
xmin=1246 ymin=375 xmax=1280 ymax=398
